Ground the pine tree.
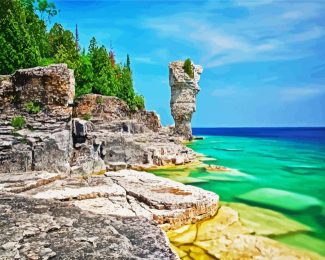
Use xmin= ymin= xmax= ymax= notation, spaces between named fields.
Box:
xmin=75 ymin=24 xmax=79 ymax=51
xmin=126 ymin=54 xmax=131 ymax=70
xmin=109 ymin=50 xmax=115 ymax=67
xmin=88 ymin=37 xmax=97 ymax=56
xmin=0 ymin=0 xmax=41 ymax=74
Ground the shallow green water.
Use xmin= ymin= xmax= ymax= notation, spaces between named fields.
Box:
xmin=149 ymin=135 xmax=325 ymax=255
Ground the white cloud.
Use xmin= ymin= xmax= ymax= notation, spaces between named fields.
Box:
xmin=287 ymin=27 xmax=325 ymax=43
xmin=141 ymin=0 xmax=324 ymax=68
xmin=280 ymin=86 xmax=325 ymax=102
xmin=261 ymin=76 xmax=278 ymax=83
xmin=234 ymin=0 xmax=273 ymax=8
xmin=134 ymin=56 xmax=155 ymax=64
xmin=212 ymin=86 xmax=237 ymax=97
xmin=282 ymin=11 xmax=302 ymax=20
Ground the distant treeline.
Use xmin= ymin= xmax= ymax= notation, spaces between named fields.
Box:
xmin=0 ymin=0 xmax=144 ymax=110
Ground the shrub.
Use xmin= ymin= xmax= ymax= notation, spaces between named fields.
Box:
xmin=183 ymin=58 xmax=194 ymax=79
xmin=134 ymin=95 xmax=145 ymax=110
xmin=96 ymin=96 xmax=103 ymax=104
xmin=11 ymin=116 xmax=26 ymax=130
xmin=24 ymin=101 xmax=41 ymax=114
xmin=83 ymin=113 xmax=92 ymax=121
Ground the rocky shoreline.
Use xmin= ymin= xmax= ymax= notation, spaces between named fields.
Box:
xmin=0 ymin=63 xmax=323 ymax=259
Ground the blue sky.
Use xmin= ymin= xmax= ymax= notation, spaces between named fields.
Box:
xmin=53 ymin=0 xmax=325 ymax=127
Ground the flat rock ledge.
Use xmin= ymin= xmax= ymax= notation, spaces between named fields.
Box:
xmin=0 ymin=170 xmax=219 ymax=231
xmin=0 ymin=192 xmax=177 ymax=260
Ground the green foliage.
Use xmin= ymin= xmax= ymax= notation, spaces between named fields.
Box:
xmin=126 ymin=54 xmax=130 ymax=70
xmin=133 ymin=95 xmax=145 ymax=110
xmin=75 ymin=55 xmax=93 ymax=97
xmin=11 ymin=115 xmax=26 ymax=130
xmin=0 ymin=0 xmax=42 ymax=74
xmin=35 ymin=0 xmax=58 ymax=23
xmin=83 ymin=113 xmax=92 ymax=121
xmin=0 ymin=0 xmax=145 ymax=111
xmin=39 ymin=57 xmax=56 ymax=66
xmin=48 ymin=23 xmax=79 ymax=69
xmin=96 ymin=96 xmax=103 ymax=104
xmin=183 ymin=58 xmax=194 ymax=79
xmin=24 ymin=101 xmax=41 ymax=113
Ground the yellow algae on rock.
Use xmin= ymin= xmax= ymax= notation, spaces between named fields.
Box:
xmin=224 ymin=202 xmax=312 ymax=236
xmin=196 ymin=206 xmax=251 ymax=241
xmin=189 ymin=251 xmax=215 ymax=260
xmin=170 ymin=244 xmax=188 ymax=258
xmin=168 ymin=224 xmax=192 ymax=238
xmin=168 ymin=204 xmax=325 ymax=260
xmin=177 ymin=245 xmax=215 ymax=260
xmin=194 ymin=237 xmax=232 ymax=259
xmin=168 ymin=224 xmax=197 ymax=244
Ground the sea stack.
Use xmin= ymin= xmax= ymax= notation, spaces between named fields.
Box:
xmin=169 ymin=60 xmax=203 ymax=140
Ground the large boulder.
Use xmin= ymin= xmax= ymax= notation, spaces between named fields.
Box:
xmin=169 ymin=61 xmax=203 ymax=140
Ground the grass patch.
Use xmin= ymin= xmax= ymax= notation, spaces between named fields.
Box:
xmin=83 ymin=113 xmax=92 ymax=121
xmin=24 ymin=101 xmax=41 ymax=114
xmin=183 ymin=58 xmax=194 ymax=79
xmin=11 ymin=116 xmax=26 ymax=130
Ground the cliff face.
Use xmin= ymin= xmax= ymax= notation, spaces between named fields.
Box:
xmin=169 ymin=61 xmax=203 ymax=140
xmin=0 ymin=64 xmax=197 ymax=174
xmin=71 ymin=94 xmax=196 ymax=174
xmin=0 ymin=64 xmax=74 ymax=173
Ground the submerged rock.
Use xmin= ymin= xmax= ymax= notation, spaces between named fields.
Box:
xmin=223 ymin=202 xmax=312 ymax=236
xmin=237 ymin=188 xmax=323 ymax=212
xmin=168 ymin=205 xmax=324 ymax=260
xmin=169 ymin=60 xmax=203 ymax=140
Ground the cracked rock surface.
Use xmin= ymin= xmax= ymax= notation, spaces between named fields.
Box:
xmin=0 ymin=192 xmax=177 ymax=260
xmin=0 ymin=170 xmax=219 ymax=232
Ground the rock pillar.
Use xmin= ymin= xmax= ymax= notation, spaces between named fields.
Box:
xmin=169 ymin=61 xmax=203 ymax=140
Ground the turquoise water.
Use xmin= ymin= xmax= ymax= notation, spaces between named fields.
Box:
xmin=149 ymin=133 xmax=325 ymax=255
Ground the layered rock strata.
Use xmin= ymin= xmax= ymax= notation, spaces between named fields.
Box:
xmin=0 ymin=170 xmax=219 ymax=231
xmin=0 ymin=64 xmax=74 ymax=173
xmin=0 ymin=65 xmax=197 ymax=175
xmin=169 ymin=61 xmax=203 ymax=140
xmin=71 ymin=94 xmax=197 ymax=174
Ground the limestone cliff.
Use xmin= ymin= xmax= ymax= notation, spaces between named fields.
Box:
xmin=169 ymin=61 xmax=203 ymax=140
xmin=0 ymin=64 xmax=74 ymax=173
xmin=0 ymin=64 xmax=197 ymax=174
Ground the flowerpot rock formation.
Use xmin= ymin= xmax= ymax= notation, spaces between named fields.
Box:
xmin=169 ymin=61 xmax=203 ymax=140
